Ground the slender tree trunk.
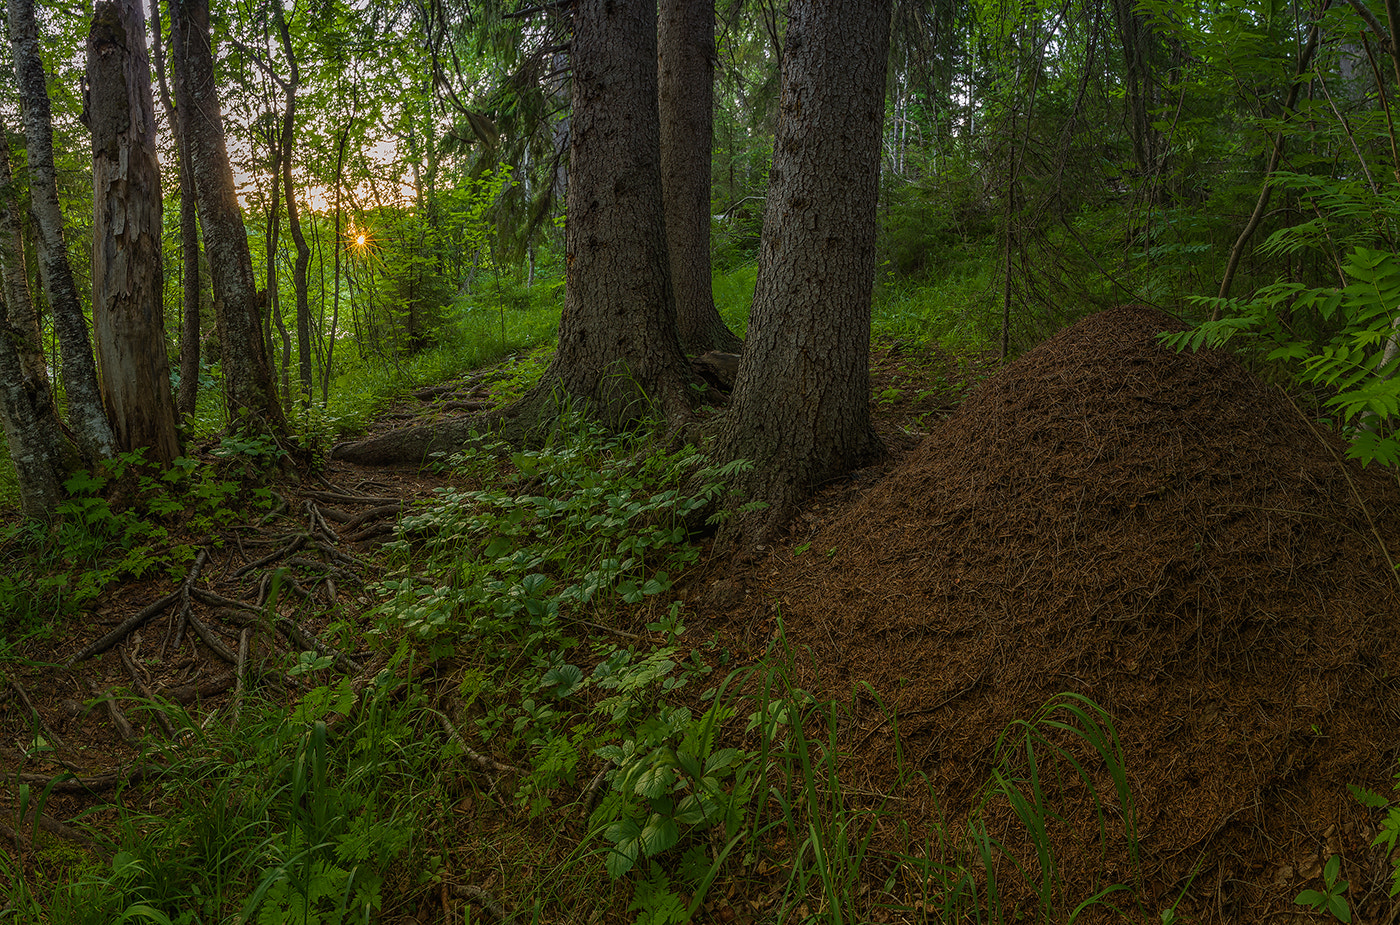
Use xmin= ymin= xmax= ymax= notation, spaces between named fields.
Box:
xmin=87 ymin=0 xmax=181 ymax=465
xmin=713 ymin=0 xmax=891 ymax=550
xmin=150 ymin=0 xmax=201 ymax=418
xmin=0 ymin=126 xmax=69 ymax=518
xmin=323 ymin=112 xmax=353 ymax=403
xmin=659 ymin=0 xmax=741 ymax=355
xmin=169 ymin=0 xmax=287 ymax=435
xmin=1214 ymin=2 xmax=1328 ymax=315
xmin=273 ymin=2 xmax=313 ymax=405
xmin=8 ymin=0 xmax=117 ymax=463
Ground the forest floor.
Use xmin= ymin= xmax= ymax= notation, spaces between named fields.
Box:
xmin=2 ymin=307 xmax=1399 ymax=924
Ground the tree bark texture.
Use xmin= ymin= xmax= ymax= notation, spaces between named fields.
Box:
xmin=88 ymin=0 xmax=182 ymax=465
xmin=527 ymin=0 xmax=693 ymax=431
xmin=169 ymin=0 xmax=287 ymax=435
xmin=0 ymin=128 xmax=69 ymax=518
xmin=0 ymin=125 xmax=51 ymax=395
xmin=714 ymin=0 xmax=891 ymax=550
xmin=332 ymin=0 xmax=695 ymax=465
xmin=659 ymin=0 xmax=741 ymax=355
xmin=149 ymin=0 xmax=201 ymax=417
xmin=8 ymin=0 xmax=118 ymax=463
xmin=0 ymin=293 xmax=65 ymax=519
xmin=273 ymin=2 xmax=313 ymax=405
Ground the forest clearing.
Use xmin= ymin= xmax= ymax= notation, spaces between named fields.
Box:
xmin=2 ymin=0 xmax=1400 ymax=922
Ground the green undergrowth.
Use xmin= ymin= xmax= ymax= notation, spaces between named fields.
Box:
xmin=1 ymin=402 xmax=1169 ymax=924
xmin=9 ymin=648 xmax=440 ymax=924
xmin=0 ymin=443 xmax=281 ymax=646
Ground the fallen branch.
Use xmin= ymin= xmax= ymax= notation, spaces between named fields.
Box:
xmin=165 ymin=547 xmax=210 ymax=656
xmin=92 ymin=686 xmax=136 ymax=743
xmin=119 ymin=647 xmax=178 ymax=737
xmin=427 ymin=708 xmax=519 ymax=775
xmin=8 ymin=678 xmax=64 ymax=749
xmin=230 ymin=628 xmax=252 ymax=727
xmin=273 ymin=617 xmax=363 ymax=673
xmin=235 ymin=534 xmax=307 ymax=578
xmin=0 ymin=808 xmax=103 ymax=853
xmin=6 ymin=763 xmax=167 ymax=793
xmin=306 ymin=489 xmax=399 ymax=505
xmin=187 ymin=613 xmax=238 ymax=664
xmin=67 ymin=591 xmax=180 ymax=666
xmin=343 ymin=502 xmax=404 ymax=530
xmin=191 ymin=587 xmax=262 ymax=615
xmin=450 ymin=883 xmax=513 ymax=924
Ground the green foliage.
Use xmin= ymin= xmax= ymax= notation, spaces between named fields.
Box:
xmin=1350 ymin=768 xmax=1400 ymax=900
xmin=1294 ymin=854 xmax=1352 ymax=923
xmin=0 ymin=451 xmax=262 ymax=630
xmin=46 ymin=663 xmax=426 ymax=924
xmin=375 ymin=413 xmax=739 ymax=643
xmin=592 ymin=699 xmax=751 ymax=880
xmin=1165 ymin=245 xmax=1400 ymax=467
xmin=974 ymin=692 xmax=1140 ymax=921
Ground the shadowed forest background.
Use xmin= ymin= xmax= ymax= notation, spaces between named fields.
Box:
xmin=0 ymin=0 xmax=1399 ymax=923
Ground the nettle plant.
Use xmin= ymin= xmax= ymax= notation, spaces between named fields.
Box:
xmin=375 ymin=413 xmax=746 ymax=644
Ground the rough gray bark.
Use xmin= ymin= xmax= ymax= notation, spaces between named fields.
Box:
xmin=9 ymin=0 xmax=118 ymax=463
xmin=659 ymin=0 xmax=741 ymax=355
xmin=88 ymin=0 xmax=181 ymax=465
xmin=150 ymin=0 xmax=201 ymax=418
xmin=169 ymin=0 xmax=287 ymax=435
xmin=0 ymin=127 xmax=69 ymax=518
xmin=712 ymin=0 xmax=891 ymax=550
xmin=0 ymin=124 xmax=50 ymax=395
xmin=333 ymin=0 xmax=694 ymax=465
xmin=0 ymin=292 xmax=64 ymax=519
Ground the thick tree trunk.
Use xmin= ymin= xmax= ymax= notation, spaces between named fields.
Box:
xmin=87 ymin=0 xmax=181 ymax=465
xmin=169 ymin=0 xmax=287 ymax=435
xmin=332 ymin=0 xmax=694 ymax=464
xmin=149 ymin=0 xmax=201 ymax=418
xmin=8 ymin=0 xmax=118 ymax=463
xmin=0 ymin=127 xmax=69 ymax=518
xmin=712 ymin=0 xmax=891 ymax=550
xmin=529 ymin=0 xmax=693 ymax=431
xmin=659 ymin=0 xmax=741 ymax=355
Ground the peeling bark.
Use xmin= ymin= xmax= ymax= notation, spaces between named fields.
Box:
xmin=88 ymin=0 xmax=181 ymax=464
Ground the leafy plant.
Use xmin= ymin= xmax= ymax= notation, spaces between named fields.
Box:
xmin=591 ymin=700 xmax=751 ymax=879
xmin=1295 ymin=854 xmax=1352 ymax=923
xmin=1350 ymin=768 xmax=1400 ymax=899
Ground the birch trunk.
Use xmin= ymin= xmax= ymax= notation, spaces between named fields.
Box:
xmin=0 ymin=127 xmax=69 ymax=518
xmin=8 ymin=0 xmax=117 ymax=463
